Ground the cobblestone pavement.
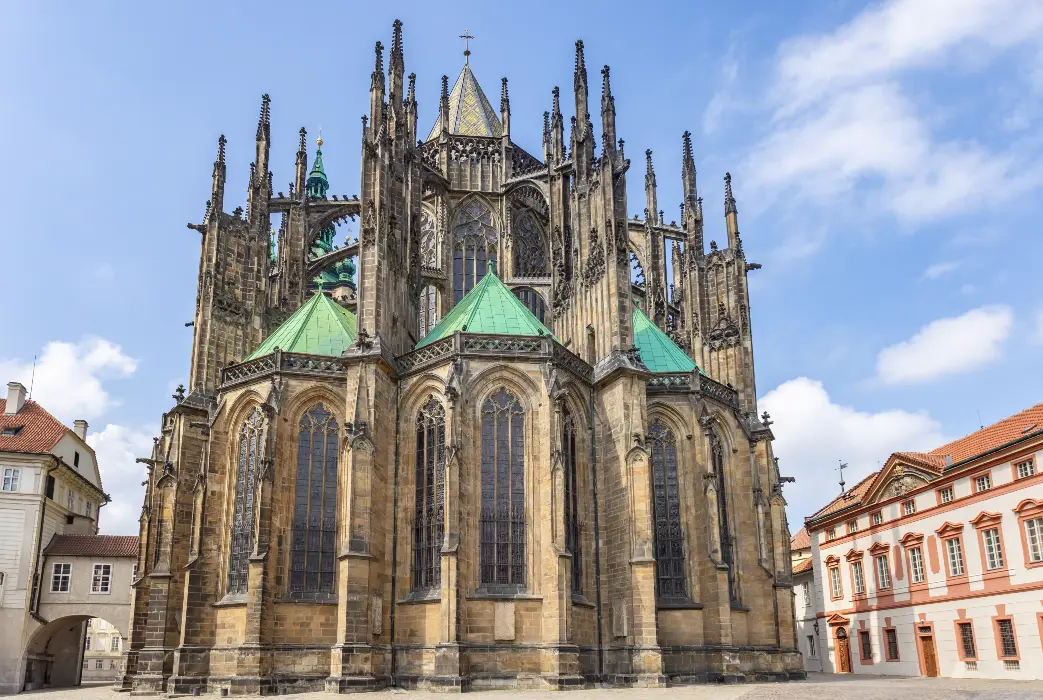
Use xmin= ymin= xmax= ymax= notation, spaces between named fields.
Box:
xmin=20 ymin=675 xmax=1043 ymax=700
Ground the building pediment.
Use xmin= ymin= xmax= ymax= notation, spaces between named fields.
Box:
xmin=969 ymin=511 xmax=1002 ymax=528
xmin=867 ymin=541 xmax=890 ymax=555
xmin=899 ymin=531 xmax=924 ymax=547
xmin=935 ymin=521 xmax=965 ymax=537
xmin=844 ymin=549 xmax=864 ymax=561
xmin=826 ymin=613 xmax=851 ymax=626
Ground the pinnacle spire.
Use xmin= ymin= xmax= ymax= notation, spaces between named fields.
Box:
xmin=645 ymin=149 xmax=659 ymax=225
xmin=307 ymin=135 xmax=329 ymax=200
xmin=575 ymin=40 xmax=587 ymax=78
xmin=500 ymin=77 xmax=509 ymax=112
xmin=407 ymin=72 xmax=416 ymax=103
xmin=552 ymin=86 xmax=561 ymax=117
xmin=724 ymin=172 xmax=737 ymax=215
xmin=681 ymin=131 xmax=698 ymax=206
xmin=256 ymin=94 xmax=271 ymax=139
xmin=215 ymin=134 xmax=227 ymax=167
xmin=372 ymin=41 xmax=385 ymax=88
xmin=573 ymin=40 xmax=589 ymax=134
xmin=390 ymin=19 xmax=403 ymax=65
xmin=601 ymin=65 xmax=612 ymax=100
xmin=298 ymin=127 xmax=307 ymax=155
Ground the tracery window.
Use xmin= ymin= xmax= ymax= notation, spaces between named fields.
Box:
xmin=512 ymin=286 xmax=547 ymax=323
xmin=419 ymin=285 xmax=439 ymax=340
xmin=412 ymin=399 xmax=445 ymax=591
xmin=648 ymin=420 xmax=686 ymax=599
xmin=562 ymin=406 xmax=580 ymax=593
xmin=290 ymin=404 xmax=339 ymax=596
xmin=452 ymin=200 xmax=498 ymax=303
xmin=479 ymin=388 xmax=526 ymax=588
xmin=228 ymin=407 xmax=263 ymax=594
xmin=710 ymin=428 xmax=737 ymax=602
xmin=420 ymin=207 xmax=438 ymax=269
xmin=512 ymin=210 xmax=547 ymax=276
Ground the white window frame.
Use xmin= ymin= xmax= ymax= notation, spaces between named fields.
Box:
xmin=827 ymin=527 xmax=836 ymax=541
xmin=910 ymin=546 xmax=925 ymax=583
xmin=1015 ymin=459 xmax=1035 ymax=479
xmin=875 ymin=554 xmax=892 ymax=589
xmin=939 ymin=486 xmax=954 ymax=504
xmin=86 ymin=502 xmax=93 ymax=519
xmin=808 ymin=634 xmax=818 ymax=658
xmin=829 ymin=566 xmax=842 ymax=598
xmin=1026 ymin=517 xmax=1043 ymax=563
xmin=50 ymin=562 xmax=71 ymax=592
xmin=801 ymin=581 xmax=810 ymax=607
xmin=66 ymin=488 xmax=74 ymax=511
xmin=84 ymin=635 xmax=91 ymax=652
xmin=871 ymin=511 xmax=882 ymax=526
xmin=852 ymin=560 xmax=866 ymax=595
xmin=982 ymin=528 xmax=1004 ymax=570
xmin=1 ymin=467 xmax=20 ymax=492
xmin=91 ymin=563 xmax=112 ymax=594
xmin=946 ymin=537 xmax=965 ymax=576
xmin=110 ymin=635 xmax=121 ymax=652
xmin=848 ymin=519 xmax=858 ymax=533
xmin=903 ymin=500 xmax=916 ymax=516
xmin=975 ymin=474 xmax=992 ymax=492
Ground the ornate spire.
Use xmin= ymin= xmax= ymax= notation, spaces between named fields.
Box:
xmin=390 ymin=19 xmax=403 ymax=68
xmin=574 ymin=40 xmax=589 ymax=133
xmin=307 ymin=135 xmax=329 ymax=200
xmin=297 ymin=127 xmax=307 ymax=156
xmin=543 ymin=111 xmax=550 ymax=144
xmin=441 ymin=74 xmax=450 ymax=105
xmin=552 ymin=86 xmax=561 ymax=118
xmin=681 ymin=130 xmax=697 ymax=204
xmin=724 ymin=172 xmax=737 ymax=215
xmin=256 ymin=94 xmax=271 ymax=140
xmin=371 ymin=41 xmax=385 ymax=89
xmin=645 ymin=150 xmax=658 ymax=225
xmin=407 ymin=72 xmax=416 ymax=103
xmin=500 ymin=77 xmax=509 ymax=113
xmin=215 ymin=134 xmax=226 ymax=169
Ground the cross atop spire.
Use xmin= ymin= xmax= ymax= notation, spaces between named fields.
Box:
xmin=460 ymin=28 xmax=474 ymax=64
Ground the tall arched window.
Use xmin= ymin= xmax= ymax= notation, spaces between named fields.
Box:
xmin=453 ymin=200 xmax=498 ymax=304
xmin=710 ymin=428 xmax=736 ymax=602
xmin=290 ymin=404 xmax=339 ymax=596
xmin=562 ymin=407 xmax=580 ymax=593
xmin=648 ymin=419 xmax=686 ymax=599
xmin=513 ymin=210 xmax=547 ymax=276
xmin=420 ymin=207 xmax=438 ymax=269
xmin=228 ymin=407 xmax=263 ymax=594
xmin=512 ymin=286 xmax=547 ymax=323
xmin=480 ymin=388 xmax=525 ymax=588
xmin=419 ymin=285 xmax=439 ymax=340
xmin=412 ymin=399 xmax=445 ymax=591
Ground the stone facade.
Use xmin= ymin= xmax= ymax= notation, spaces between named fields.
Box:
xmin=119 ymin=21 xmax=803 ymax=694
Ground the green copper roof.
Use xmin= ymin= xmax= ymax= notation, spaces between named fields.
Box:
xmin=246 ymin=291 xmax=357 ymax=360
xmin=306 ymin=146 xmax=329 ymax=200
xmin=416 ymin=264 xmax=552 ymax=348
xmin=427 ymin=64 xmax=503 ymax=141
xmin=633 ymin=305 xmax=698 ymax=374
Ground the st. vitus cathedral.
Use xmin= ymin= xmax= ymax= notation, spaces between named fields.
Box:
xmin=120 ymin=20 xmax=803 ymax=694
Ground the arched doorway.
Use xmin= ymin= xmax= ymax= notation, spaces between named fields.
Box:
xmin=21 ymin=614 xmax=127 ymax=691
xmin=835 ymin=627 xmax=852 ymax=673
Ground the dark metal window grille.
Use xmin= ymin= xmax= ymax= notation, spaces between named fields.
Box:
xmin=479 ymin=388 xmax=525 ymax=588
xmin=228 ymin=408 xmax=263 ymax=594
xmin=453 ymin=201 xmax=497 ymax=303
xmin=860 ymin=630 xmax=872 ymax=659
xmin=997 ymin=619 xmax=1018 ymax=658
xmin=562 ymin=408 xmax=580 ymax=593
xmin=958 ymin=622 xmax=975 ymax=658
xmin=513 ymin=210 xmax=547 ymax=276
xmin=289 ymin=404 xmax=339 ymax=596
xmin=711 ymin=428 xmax=737 ymax=603
xmin=886 ymin=628 xmax=900 ymax=660
xmin=412 ymin=399 xmax=445 ymax=591
xmin=648 ymin=420 xmax=686 ymax=599
xmin=512 ymin=287 xmax=547 ymax=323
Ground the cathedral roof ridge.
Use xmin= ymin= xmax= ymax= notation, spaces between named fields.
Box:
xmin=414 ymin=263 xmax=554 ymax=348
xmin=245 ymin=291 xmax=357 ymax=360
xmin=426 ymin=63 xmax=503 ymax=141
xmin=632 ymin=304 xmax=698 ymax=374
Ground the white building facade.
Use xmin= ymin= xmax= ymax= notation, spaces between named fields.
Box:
xmin=802 ymin=402 xmax=1043 ymax=680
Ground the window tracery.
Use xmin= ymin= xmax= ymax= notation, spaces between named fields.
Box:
xmin=512 ymin=286 xmax=547 ymax=323
xmin=228 ymin=407 xmax=263 ymax=594
xmin=562 ymin=407 xmax=580 ymax=593
xmin=412 ymin=399 xmax=446 ymax=591
xmin=420 ymin=207 xmax=438 ymax=269
xmin=452 ymin=200 xmax=498 ymax=303
xmin=512 ymin=210 xmax=547 ymax=277
xmin=479 ymin=388 xmax=526 ymax=588
xmin=648 ymin=419 xmax=686 ymax=599
xmin=710 ymin=428 xmax=737 ymax=602
xmin=290 ymin=404 xmax=339 ymax=596
xmin=419 ymin=285 xmax=439 ymax=340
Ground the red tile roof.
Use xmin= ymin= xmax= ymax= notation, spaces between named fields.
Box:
xmin=808 ymin=471 xmax=878 ymax=521
xmin=791 ymin=527 xmax=810 ymax=551
xmin=792 ymin=558 xmax=814 ymax=574
xmin=929 ymin=402 xmax=1043 ymax=464
xmin=0 ymin=400 xmax=70 ymax=455
xmin=44 ymin=534 xmax=138 ymax=558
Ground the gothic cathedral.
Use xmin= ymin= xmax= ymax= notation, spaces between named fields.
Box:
xmin=120 ymin=21 xmax=803 ymax=694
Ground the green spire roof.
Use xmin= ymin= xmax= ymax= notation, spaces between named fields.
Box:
xmin=306 ymin=144 xmax=329 ymax=200
xmin=427 ymin=64 xmax=503 ymax=141
xmin=416 ymin=264 xmax=552 ymax=348
xmin=633 ymin=305 xmax=698 ymax=374
xmin=246 ymin=291 xmax=357 ymax=360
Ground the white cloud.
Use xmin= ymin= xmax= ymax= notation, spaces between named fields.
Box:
xmin=922 ymin=261 xmax=961 ymax=279
xmin=87 ymin=424 xmax=154 ymax=536
xmin=875 ymin=305 xmax=1013 ymax=384
xmin=761 ymin=377 xmax=950 ymax=523
xmin=702 ymin=44 xmax=740 ymax=134
xmin=0 ymin=338 xmax=137 ymax=421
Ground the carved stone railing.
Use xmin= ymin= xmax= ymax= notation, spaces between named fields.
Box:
xmin=552 ymin=342 xmax=594 ymax=383
xmin=511 ymin=147 xmax=546 ymax=178
xmin=396 ymin=336 xmax=455 ymax=375
xmin=699 ymin=374 xmax=740 ymax=410
xmin=220 ymin=350 xmax=349 ymax=389
xmin=647 ymin=373 xmax=691 ymax=390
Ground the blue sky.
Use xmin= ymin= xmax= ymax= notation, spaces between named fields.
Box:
xmin=2 ymin=0 xmax=1041 ymax=534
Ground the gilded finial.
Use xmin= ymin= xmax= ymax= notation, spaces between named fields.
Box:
xmin=316 ymin=125 xmax=323 ymax=148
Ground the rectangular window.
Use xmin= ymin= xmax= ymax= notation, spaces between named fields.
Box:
xmin=67 ymin=489 xmax=74 ymax=511
xmin=82 ymin=661 xmax=87 ymax=670
xmin=852 ymin=560 xmax=866 ymax=594
xmin=1 ymin=468 xmax=20 ymax=492
xmin=95 ymin=660 xmax=103 ymax=670
xmin=827 ymin=527 xmax=836 ymax=541
xmin=91 ymin=564 xmax=112 ymax=593
xmin=84 ymin=636 xmax=91 ymax=652
xmin=903 ymin=500 xmax=916 ymax=516
xmin=875 ymin=555 xmax=891 ymax=589
xmin=1015 ymin=459 xmax=1035 ymax=479
xmin=848 ymin=519 xmax=858 ymax=533
xmin=74 ymin=451 xmax=80 ymax=467
xmin=946 ymin=537 xmax=965 ymax=576
xmin=983 ymin=528 xmax=1004 ymax=569
xmin=871 ymin=511 xmax=882 ymax=526
xmin=86 ymin=502 xmax=93 ymax=519
xmin=111 ymin=636 xmax=120 ymax=651
xmin=50 ymin=563 xmax=71 ymax=592
xmin=958 ymin=621 xmax=976 ymax=659
xmin=975 ymin=474 xmax=992 ymax=492
xmin=45 ymin=474 xmax=55 ymax=499
xmin=860 ymin=629 xmax=872 ymax=659
xmin=996 ymin=619 xmax=1018 ymax=658
xmin=885 ymin=628 xmax=899 ymax=661
xmin=829 ymin=566 xmax=842 ymax=598
xmin=110 ymin=660 xmax=117 ymax=670
xmin=1026 ymin=517 xmax=1043 ymax=563
xmin=939 ymin=486 xmax=954 ymax=504
xmin=801 ymin=581 xmax=810 ymax=607
xmin=808 ymin=634 xmax=817 ymax=658
xmin=909 ymin=547 xmax=925 ymax=583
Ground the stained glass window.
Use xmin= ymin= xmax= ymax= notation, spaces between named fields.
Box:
xmin=290 ymin=404 xmax=339 ymax=596
xmin=710 ymin=428 xmax=737 ymax=603
xmin=228 ymin=408 xmax=263 ymax=594
xmin=453 ymin=200 xmax=498 ymax=304
xmin=479 ymin=388 xmax=525 ymax=588
xmin=420 ymin=208 xmax=438 ymax=268
xmin=648 ymin=420 xmax=686 ymax=599
xmin=512 ymin=286 xmax=547 ymax=323
xmin=419 ymin=285 xmax=439 ymax=340
xmin=562 ymin=407 xmax=580 ymax=593
xmin=513 ymin=210 xmax=547 ymax=276
xmin=412 ymin=399 xmax=446 ymax=591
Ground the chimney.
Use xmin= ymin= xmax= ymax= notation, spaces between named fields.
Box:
xmin=73 ymin=420 xmax=88 ymax=441
xmin=5 ymin=382 xmax=27 ymax=415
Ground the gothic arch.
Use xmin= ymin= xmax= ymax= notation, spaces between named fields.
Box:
xmin=400 ymin=377 xmax=450 ymax=423
xmin=645 ymin=411 xmax=692 ymax=600
xmin=450 ymin=195 xmax=500 ymax=303
xmin=465 ymin=364 xmax=543 ymax=418
xmin=283 ymin=386 xmax=345 ymax=427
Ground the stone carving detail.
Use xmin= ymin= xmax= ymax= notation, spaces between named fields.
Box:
xmin=448 ymin=135 xmax=500 ymax=163
xmin=888 ymin=474 xmax=926 ymax=497
xmin=615 ymin=220 xmax=629 ymax=267
xmin=699 ymin=374 xmax=740 ymax=410
xmin=463 ymin=336 xmax=542 ymax=354
xmin=582 ymin=226 xmax=605 ymax=288
xmin=361 ymin=200 xmax=376 ymax=246
xmin=398 ymin=337 xmax=454 ymax=373
xmin=511 ymin=148 xmax=546 ymax=178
